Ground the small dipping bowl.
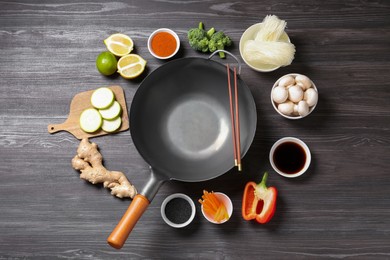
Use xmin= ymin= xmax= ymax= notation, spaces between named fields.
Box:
xmin=161 ymin=193 xmax=196 ymax=228
xmin=201 ymin=192 xmax=233 ymax=224
xmin=271 ymin=73 xmax=318 ymax=119
xmin=148 ymin=28 xmax=180 ymax=59
xmin=270 ymin=137 xmax=311 ymax=178
xmin=239 ymin=23 xmax=290 ymax=72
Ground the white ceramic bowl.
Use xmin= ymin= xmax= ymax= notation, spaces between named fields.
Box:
xmin=239 ymin=23 xmax=290 ymax=72
xmin=147 ymin=28 xmax=180 ymax=59
xmin=200 ymin=192 xmax=233 ymax=224
xmin=271 ymin=73 xmax=318 ymax=119
xmin=269 ymin=137 xmax=311 ymax=178
xmin=160 ymin=193 xmax=196 ymax=228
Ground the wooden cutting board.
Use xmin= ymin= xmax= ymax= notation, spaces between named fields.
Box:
xmin=47 ymin=85 xmax=129 ymax=139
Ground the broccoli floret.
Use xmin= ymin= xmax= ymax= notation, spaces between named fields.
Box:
xmin=188 ymin=22 xmax=209 ymax=52
xmin=206 ymin=27 xmax=215 ymax=38
xmin=208 ymin=31 xmax=232 ymax=58
xmin=188 ymin=22 xmax=232 ymax=58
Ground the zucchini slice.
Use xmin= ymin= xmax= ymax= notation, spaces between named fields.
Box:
xmin=99 ymin=100 xmax=122 ymax=120
xmin=79 ymin=108 xmax=102 ymax=133
xmin=102 ymin=116 xmax=122 ymax=133
xmin=91 ymin=87 xmax=115 ymax=109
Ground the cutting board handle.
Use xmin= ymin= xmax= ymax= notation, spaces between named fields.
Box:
xmin=47 ymin=122 xmax=68 ymax=134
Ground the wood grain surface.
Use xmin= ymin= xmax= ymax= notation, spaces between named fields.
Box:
xmin=0 ymin=0 xmax=389 ymax=259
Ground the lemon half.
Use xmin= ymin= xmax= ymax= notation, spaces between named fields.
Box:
xmin=117 ymin=54 xmax=147 ymax=79
xmin=104 ymin=33 xmax=134 ymax=57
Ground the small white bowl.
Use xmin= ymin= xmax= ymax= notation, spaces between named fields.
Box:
xmin=147 ymin=28 xmax=180 ymax=59
xmin=200 ymin=192 xmax=233 ymax=224
xmin=271 ymin=73 xmax=318 ymax=119
xmin=161 ymin=193 xmax=196 ymax=228
xmin=269 ymin=137 xmax=311 ymax=178
xmin=239 ymin=23 xmax=290 ymax=72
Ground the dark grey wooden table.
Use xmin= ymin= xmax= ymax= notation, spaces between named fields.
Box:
xmin=1 ymin=1 xmax=389 ymax=259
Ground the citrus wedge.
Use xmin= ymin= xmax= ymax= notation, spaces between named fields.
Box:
xmin=117 ymin=54 xmax=147 ymax=79
xmin=104 ymin=33 xmax=134 ymax=57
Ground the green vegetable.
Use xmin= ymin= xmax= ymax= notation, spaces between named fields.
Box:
xmin=206 ymin=27 xmax=215 ymax=38
xmin=102 ymin=116 xmax=122 ymax=133
xmin=99 ymin=100 xmax=122 ymax=120
xmin=79 ymin=108 xmax=102 ymax=133
xmin=188 ymin=22 xmax=209 ymax=52
xmin=208 ymin=31 xmax=232 ymax=58
xmin=79 ymin=87 xmax=125 ymax=134
xmin=187 ymin=22 xmax=231 ymax=58
xmin=90 ymin=87 xmax=115 ymax=109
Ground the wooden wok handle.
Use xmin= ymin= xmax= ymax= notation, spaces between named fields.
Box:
xmin=107 ymin=194 xmax=150 ymax=249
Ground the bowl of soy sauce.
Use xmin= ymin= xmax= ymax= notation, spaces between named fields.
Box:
xmin=161 ymin=193 xmax=196 ymax=228
xmin=269 ymin=137 xmax=311 ymax=178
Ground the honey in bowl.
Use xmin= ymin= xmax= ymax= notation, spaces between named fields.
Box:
xmin=273 ymin=141 xmax=306 ymax=174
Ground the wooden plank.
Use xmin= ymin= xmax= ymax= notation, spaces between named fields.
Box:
xmin=0 ymin=0 xmax=389 ymax=259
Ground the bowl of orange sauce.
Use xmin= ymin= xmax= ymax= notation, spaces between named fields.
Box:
xmin=148 ymin=28 xmax=180 ymax=59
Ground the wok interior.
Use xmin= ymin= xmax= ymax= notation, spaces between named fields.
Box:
xmin=130 ymin=58 xmax=256 ymax=181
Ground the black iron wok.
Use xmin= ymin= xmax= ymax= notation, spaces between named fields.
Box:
xmin=108 ymin=51 xmax=257 ymax=249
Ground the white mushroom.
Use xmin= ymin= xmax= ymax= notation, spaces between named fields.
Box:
xmin=297 ymin=100 xmax=310 ymax=117
xmin=272 ymin=86 xmax=288 ymax=103
xmin=278 ymin=75 xmax=295 ymax=88
xmin=278 ymin=101 xmax=294 ymax=116
xmin=304 ymin=88 xmax=318 ymax=107
xmin=295 ymin=74 xmax=312 ymax=90
xmin=293 ymin=104 xmax=299 ymax=116
xmin=288 ymin=85 xmax=304 ymax=103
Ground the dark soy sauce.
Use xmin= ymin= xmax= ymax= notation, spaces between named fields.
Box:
xmin=164 ymin=198 xmax=192 ymax=224
xmin=273 ymin=142 xmax=306 ymax=174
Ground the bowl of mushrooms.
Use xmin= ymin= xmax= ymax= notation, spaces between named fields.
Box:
xmin=271 ymin=73 xmax=318 ymax=119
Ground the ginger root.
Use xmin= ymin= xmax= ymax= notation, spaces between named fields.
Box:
xmin=71 ymin=138 xmax=137 ymax=199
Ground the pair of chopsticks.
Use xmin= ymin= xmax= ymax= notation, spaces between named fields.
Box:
xmin=226 ymin=64 xmax=242 ymax=172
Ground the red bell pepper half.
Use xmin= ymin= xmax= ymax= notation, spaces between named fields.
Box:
xmin=242 ymin=172 xmax=277 ymax=224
